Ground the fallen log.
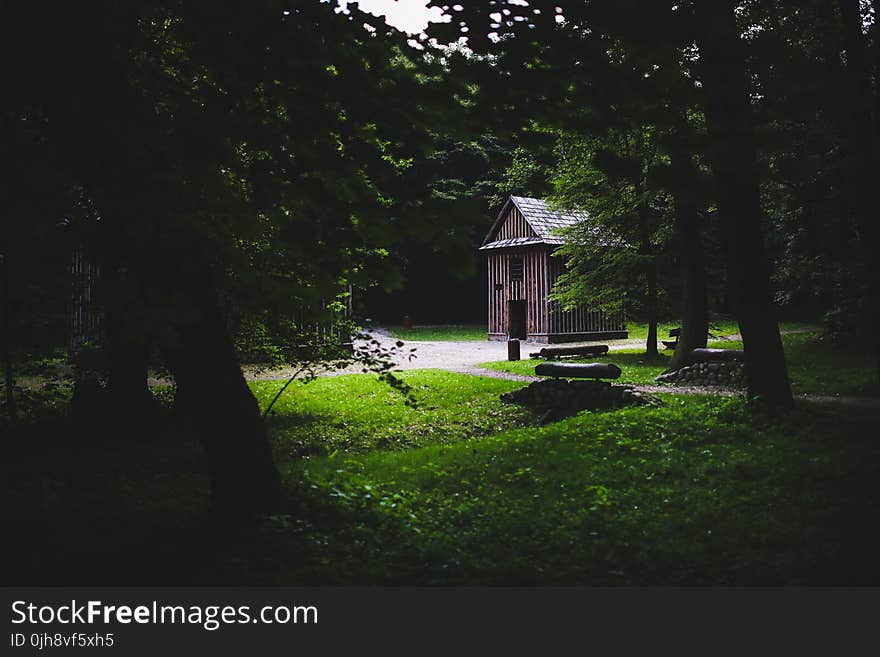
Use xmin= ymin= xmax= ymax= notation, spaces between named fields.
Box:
xmin=534 ymin=362 xmax=622 ymax=380
xmin=529 ymin=344 xmax=609 ymax=360
xmin=688 ymin=348 xmax=745 ymax=363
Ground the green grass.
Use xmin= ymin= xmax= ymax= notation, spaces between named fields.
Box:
xmin=624 ymin=319 xmax=818 ymax=342
xmin=479 ymin=328 xmax=875 ymax=397
xmin=5 ymin=348 xmax=878 ymax=585
xmin=383 ymin=324 xmax=486 ymax=341
xmin=479 ymin=351 xmax=672 ymax=385
xmin=269 ymin=388 xmax=880 ymax=585
xmin=252 ymin=370 xmax=532 ymax=456
xmin=707 ymin=332 xmax=877 ymax=396
xmin=624 ymin=319 xmax=739 ymax=342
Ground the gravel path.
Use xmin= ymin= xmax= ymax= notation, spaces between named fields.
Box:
xmin=244 ymin=330 xmax=516 ymax=382
xmin=245 ymin=328 xmax=652 ymax=383
xmin=243 ymin=326 xmax=767 ymax=383
xmin=236 ymin=325 xmax=880 ymax=409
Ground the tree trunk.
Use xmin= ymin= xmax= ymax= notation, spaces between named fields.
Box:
xmin=695 ymin=2 xmax=793 ymax=407
xmin=162 ymin=251 xmax=283 ymax=516
xmin=667 ymin=152 xmax=709 ymax=372
xmin=635 ymin=132 xmax=659 ymax=357
xmin=103 ymin=274 xmax=155 ymax=421
xmin=839 ymin=0 xmax=880 ymax=384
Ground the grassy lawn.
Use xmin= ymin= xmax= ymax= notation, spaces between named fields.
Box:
xmin=626 ymin=319 xmax=821 ymax=341
xmin=705 ymin=332 xmax=877 ymax=396
xmin=252 ymin=371 xmax=531 ymax=456
xmin=383 ymin=324 xmax=486 ymax=341
xmin=479 ymin=329 xmax=876 ymax=397
xmin=266 ymin=378 xmax=880 ymax=585
xmin=5 ymin=358 xmax=878 ymax=585
xmin=625 ymin=319 xmax=741 ymax=342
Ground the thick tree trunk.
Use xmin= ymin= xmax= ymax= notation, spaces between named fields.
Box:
xmin=839 ymin=0 xmax=880 ymax=384
xmin=667 ymin=153 xmax=709 ymax=372
xmin=695 ymin=2 xmax=793 ymax=407
xmin=162 ymin=252 xmax=283 ymax=515
xmin=104 ymin=297 xmax=154 ymax=421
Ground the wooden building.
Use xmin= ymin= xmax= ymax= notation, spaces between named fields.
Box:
xmin=480 ymin=195 xmax=627 ymax=343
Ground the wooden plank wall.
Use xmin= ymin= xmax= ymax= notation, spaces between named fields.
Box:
xmin=487 ymin=247 xmax=548 ymax=336
xmin=487 ymin=251 xmax=508 ymax=336
xmin=527 ymin=247 xmax=548 ymax=335
xmin=487 ymin=206 xmax=540 ymax=337
xmin=495 ymin=205 xmax=537 ymax=240
xmin=547 ymin=257 xmax=626 ymax=334
xmin=70 ymin=250 xmax=102 ymax=354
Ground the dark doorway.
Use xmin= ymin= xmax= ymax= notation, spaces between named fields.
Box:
xmin=508 ymin=300 xmax=526 ymax=340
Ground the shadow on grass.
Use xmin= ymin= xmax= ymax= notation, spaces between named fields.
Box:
xmin=4 ymin=378 xmax=880 ymax=586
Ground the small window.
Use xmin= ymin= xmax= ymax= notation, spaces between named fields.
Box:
xmin=510 ymin=258 xmax=523 ymax=281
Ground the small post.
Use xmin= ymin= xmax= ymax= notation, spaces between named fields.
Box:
xmin=508 ymin=338 xmax=520 ymax=361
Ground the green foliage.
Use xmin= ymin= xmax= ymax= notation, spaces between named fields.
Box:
xmin=5 ymin=0 xmax=880 ymax=585
xmin=527 ymin=129 xmax=677 ymax=320
xmin=405 ymin=135 xmax=514 ymax=270
xmin=0 ymin=382 xmax=72 ymax=426
xmin=1 ymin=354 xmax=73 ymax=425
xmin=4 ymin=0 xmax=458 ymax=369
xmin=232 ymin=318 xmax=289 ymax=366
xmin=493 ymin=146 xmax=554 ymax=206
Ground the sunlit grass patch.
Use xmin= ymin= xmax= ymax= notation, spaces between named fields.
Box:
xmin=254 ymin=370 xmax=533 ymax=457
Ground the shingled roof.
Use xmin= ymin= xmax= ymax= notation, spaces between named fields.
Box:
xmin=480 ymin=195 xmax=589 ymax=250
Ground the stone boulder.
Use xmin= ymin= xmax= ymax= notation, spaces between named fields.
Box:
xmin=500 ymin=379 xmax=662 ymax=423
xmin=655 ymin=361 xmax=746 ymax=388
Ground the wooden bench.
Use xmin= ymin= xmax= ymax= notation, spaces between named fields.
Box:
xmin=529 ymin=344 xmax=609 ymax=360
xmin=661 ymin=327 xmax=681 ymax=350
xmin=534 ymin=362 xmax=622 ymax=380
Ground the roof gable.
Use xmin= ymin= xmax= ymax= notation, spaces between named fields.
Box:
xmin=480 ymin=195 xmax=589 ymax=249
